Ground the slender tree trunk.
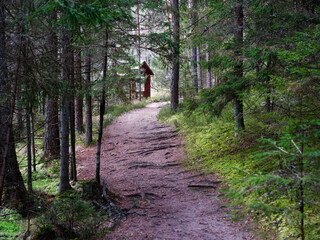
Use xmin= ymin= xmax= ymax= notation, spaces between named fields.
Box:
xmin=205 ymin=42 xmax=212 ymax=88
xmin=96 ymin=30 xmax=108 ymax=184
xmin=21 ymin=8 xmax=33 ymax=191
xmin=59 ymin=28 xmax=72 ymax=193
xmin=189 ymin=0 xmax=198 ymax=93
xmin=137 ymin=2 xmax=142 ymax=101
xmin=70 ymin=50 xmax=77 ymax=181
xmin=299 ymin=153 xmax=305 ymax=240
xmin=205 ymin=0 xmax=212 ymax=88
xmin=44 ymin=9 xmax=60 ymax=159
xmin=84 ymin=49 xmax=92 ymax=145
xmin=233 ymin=0 xmax=245 ymax=136
xmin=26 ymin=106 xmax=33 ymax=192
xmin=170 ymin=0 xmax=180 ymax=111
xmin=190 ymin=46 xmax=197 ymax=93
xmin=31 ymin=112 xmax=36 ymax=171
xmin=75 ymin=49 xmax=84 ymax=134
xmin=0 ymin=3 xmax=28 ymax=210
xmin=196 ymin=46 xmax=202 ymax=90
xmin=20 ymin=7 xmax=33 ymax=192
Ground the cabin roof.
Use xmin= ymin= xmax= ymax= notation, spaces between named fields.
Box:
xmin=140 ymin=61 xmax=154 ymax=76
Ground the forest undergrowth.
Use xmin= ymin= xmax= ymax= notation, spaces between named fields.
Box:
xmin=159 ymin=96 xmax=320 ymax=240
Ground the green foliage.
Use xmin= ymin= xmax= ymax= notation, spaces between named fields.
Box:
xmin=0 ymin=208 xmax=23 ymax=239
xmin=231 ymin=120 xmax=320 ymax=239
xmin=33 ymin=194 xmax=106 ymax=240
xmin=19 ymin=159 xmax=60 ymax=196
xmin=36 ymin=0 xmax=134 ymax=31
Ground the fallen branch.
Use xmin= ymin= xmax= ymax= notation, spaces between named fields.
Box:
xmin=101 ymin=180 xmax=122 ymax=218
xmin=92 ymin=200 xmax=109 ymax=211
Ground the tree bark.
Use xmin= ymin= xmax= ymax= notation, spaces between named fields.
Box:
xmin=70 ymin=50 xmax=77 ymax=181
xmin=170 ymin=0 xmax=180 ymax=111
xmin=233 ymin=0 xmax=245 ymax=136
xmin=189 ymin=0 xmax=198 ymax=93
xmin=44 ymin=97 xmax=60 ymax=158
xmin=205 ymin=41 xmax=212 ymax=88
xmin=26 ymin=106 xmax=33 ymax=192
xmin=96 ymin=30 xmax=108 ymax=184
xmin=15 ymin=99 xmax=24 ymax=140
xmin=0 ymin=3 xmax=28 ymax=210
xmin=21 ymin=8 xmax=33 ymax=191
xmin=137 ymin=2 xmax=142 ymax=101
xmin=31 ymin=112 xmax=36 ymax=171
xmin=75 ymin=49 xmax=84 ymax=134
xmin=84 ymin=49 xmax=92 ymax=145
xmin=205 ymin=0 xmax=212 ymax=88
xmin=44 ymin=9 xmax=60 ymax=159
xmin=59 ymin=28 xmax=72 ymax=193
xmin=196 ymin=46 xmax=202 ymax=90
xmin=205 ymin=0 xmax=215 ymax=88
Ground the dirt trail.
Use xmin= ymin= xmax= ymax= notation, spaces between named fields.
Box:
xmin=77 ymin=102 xmax=255 ymax=240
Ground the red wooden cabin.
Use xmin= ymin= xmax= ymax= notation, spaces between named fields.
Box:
xmin=140 ymin=61 xmax=154 ymax=98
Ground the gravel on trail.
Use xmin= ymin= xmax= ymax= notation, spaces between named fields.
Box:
xmin=77 ymin=102 xmax=256 ymax=240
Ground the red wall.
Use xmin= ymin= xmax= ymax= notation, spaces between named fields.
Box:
xmin=143 ymin=76 xmax=151 ymax=98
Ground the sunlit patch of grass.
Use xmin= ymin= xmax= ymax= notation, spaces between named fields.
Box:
xmin=0 ymin=208 xmax=24 ymax=239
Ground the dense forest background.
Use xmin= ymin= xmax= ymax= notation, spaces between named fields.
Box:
xmin=0 ymin=0 xmax=319 ymax=239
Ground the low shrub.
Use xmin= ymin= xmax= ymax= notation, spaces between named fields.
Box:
xmin=33 ymin=193 xmax=106 ymax=240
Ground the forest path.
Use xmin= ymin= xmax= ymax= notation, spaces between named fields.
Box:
xmin=77 ymin=102 xmax=255 ymax=240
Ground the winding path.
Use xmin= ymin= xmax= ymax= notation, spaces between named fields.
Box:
xmin=77 ymin=102 xmax=255 ymax=240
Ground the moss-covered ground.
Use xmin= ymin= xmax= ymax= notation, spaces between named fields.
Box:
xmin=158 ymin=100 xmax=320 ymax=240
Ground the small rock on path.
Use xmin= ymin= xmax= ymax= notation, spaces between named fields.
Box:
xmin=77 ymin=102 xmax=255 ymax=240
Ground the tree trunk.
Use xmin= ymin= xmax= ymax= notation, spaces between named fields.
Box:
xmin=84 ymin=49 xmax=92 ymax=145
xmin=44 ymin=98 xmax=60 ymax=158
xmin=137 ymin=2 xmax=142 ymax=101
xmin=75 ymin=49 xmax=84 ymax=134
xmin=0 ymin=3 xmax=28 ymax=210
xmin=44 ymin=9 xmax=60 ymax=159
xmin=96 ymin=30 xmax=108 ymax=184
xmin=189 ymin=0 xmax=198 ymax=93
xmin=190 ymin=47 xmax=197 ymax=93
xmin=31 ymin=112 xmax=36 ymax=171
xmin=69 ymin=50 xmax=77 ymax=182
xmin=205 ymin=0 xmax=212 ymax=88
xmin=26 ymin=106 xmax=33 ymax=192
xmin=59 ymin=28 xmax=72 ymax=193
xmin=170 ymin=0 xmax=180 ymax=111
xmin=20 ymin=7 xmax=33 ymax=192
xmin=15 ymin=99 xmax=24 ymax=140
xmin=205 ymin=42 xmax=212 ymax=88
xmin=196 ymin=46 xmax=202 ymax=90
xmin=21 ymin=8 xmax=33 ymax=191
xmin=233 ymin=0 xmax=245 ymax=136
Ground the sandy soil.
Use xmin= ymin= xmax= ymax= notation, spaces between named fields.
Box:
xmin=77 ymin=102 xmax=256 ymax=240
